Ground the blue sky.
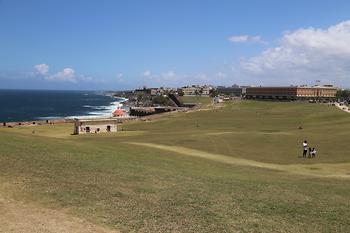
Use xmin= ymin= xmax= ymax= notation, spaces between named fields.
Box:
xmin=1 ymin=0 xmax=350 ymax=90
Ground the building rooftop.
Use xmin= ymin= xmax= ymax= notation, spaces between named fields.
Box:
xmin=74 ymin=118 xmax=119 ymax=123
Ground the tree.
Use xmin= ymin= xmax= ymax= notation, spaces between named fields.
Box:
xmin=177 ymin=89 xmax=184 ymax=96
xmin=336 ymin=89 xmax=350 ymax=100
xmin=209 ymin=89 xmax=219 ymax=98
xmin=152 ymin=95 xmax=171 ymax=106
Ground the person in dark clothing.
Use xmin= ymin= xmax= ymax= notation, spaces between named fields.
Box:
xmin=308 ymin=147 xmax=312 ymax=158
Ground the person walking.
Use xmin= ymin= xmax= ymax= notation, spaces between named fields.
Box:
xmin=302 ymin=140 xmax=308 ymax=158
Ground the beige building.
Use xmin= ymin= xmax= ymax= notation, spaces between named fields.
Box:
xmin=73 ymin=118 xmax=118 ymax=135
xmin=182 ymin=86 xmax=199 ymax=96
xmin=245 ymin=86 xmax=337 ymax=100
xmin=201 ymin=86 xmax=212 ymax=96
xmin=296 ymin=86 xmax=337 ymax=98
xmin=181 ymin=85 xmax=213 ymax=96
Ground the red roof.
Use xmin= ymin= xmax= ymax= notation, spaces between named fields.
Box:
xmin=113 ymin=109 xmax=124 ymax=117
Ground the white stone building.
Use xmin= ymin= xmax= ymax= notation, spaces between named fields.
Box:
xmin=73 ymin=118 xmax=118 ymax=135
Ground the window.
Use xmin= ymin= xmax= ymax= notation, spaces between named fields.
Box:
xmin=86 ymin=127 xmax=90 ymax=133
xmin=107 ymin=125 xmax=111 ymax=132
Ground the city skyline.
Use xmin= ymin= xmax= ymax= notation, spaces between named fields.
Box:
xmin=1 ymin=0 xmax=350 ymax=90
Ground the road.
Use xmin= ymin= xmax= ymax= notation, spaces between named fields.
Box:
xmin=334 ymin=102 xmax=350 ymax=113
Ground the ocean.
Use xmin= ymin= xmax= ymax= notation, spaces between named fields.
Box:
xmin=0 ymin=89 xmax=126 ymax=122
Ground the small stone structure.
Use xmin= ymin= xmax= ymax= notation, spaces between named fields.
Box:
xmin=73 ymin=118 xmax=118 ymax=135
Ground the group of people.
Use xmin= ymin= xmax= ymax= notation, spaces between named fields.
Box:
xmin=302 ymin=140 xmax=317 ymax=158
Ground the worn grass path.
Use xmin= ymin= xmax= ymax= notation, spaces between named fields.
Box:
xmin=127 ymin=142 xmax=350 ymax=179
xmin=0 ymin=195 xmax=118 ymax=233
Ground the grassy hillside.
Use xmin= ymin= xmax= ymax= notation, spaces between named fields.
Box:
xmin=124 ymin=101 xmax=350 ymax=164
xmin=1 ymin=101 xmax=350 ymax=232
xmin=179 ymin=95 xmax=212 ymax=105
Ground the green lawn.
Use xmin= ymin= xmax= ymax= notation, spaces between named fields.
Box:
xmin=123 ymin=101 xmax=350 ymax=164
xmin=1 ymin=101 xmax=350 ymax=232
xmin=179 ymin=95 xmax=212 ymax=105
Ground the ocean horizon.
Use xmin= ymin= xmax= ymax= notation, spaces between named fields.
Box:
xmin=0 ymin=89 xmax=125 ymax=123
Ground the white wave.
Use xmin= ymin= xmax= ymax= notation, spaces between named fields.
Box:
xmin=114 ymin=97 xmax=128 ymax=102
xmin=91 ymin=106 xmax=110 ymax=110
xmin=68 ymin=98 xmax=129 ymax=120
xmin=65 ymin=114 xmax=112 ymax=120
xmin=36 ymin=116 xmax=64 ymax=120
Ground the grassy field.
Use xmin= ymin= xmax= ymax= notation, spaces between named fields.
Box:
xmin=180 ymin=95 xmax=212 ymax=105
xmin=1 ymin=100 xmax=350 ymax=232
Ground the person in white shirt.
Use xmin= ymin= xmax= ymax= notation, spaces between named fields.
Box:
xmin=302 ymin=140 xmax=308 ymax=158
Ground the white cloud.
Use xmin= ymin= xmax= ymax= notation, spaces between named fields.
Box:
xmin=160 ymin=70 xmax=176 ymax=81
xmin=216 ymin=72 xmax=227 ymax=78
xmin=195 ymin=73 xmax=208 ymax=82
xmin=239 ymin=20 xmax=350 ymax=86
xmin=229 ymin=35 xmax=264 ymax=43
xmin=139 ymin=70 xmax=214 ymax=86
xmin=116 ymin=73 xmax=125 ymax=83
xmin=141 ymin=70 xmax=152 ymax=77
xmin=33 ymin=64 xmax=100 ymax=83
xmin=138 ymin=69 xmax=232 ymax=87
xmin=34 ymin=64 xmax=49 ymax=75
xmin=139 ymin=70 xmax=178 ymax=86
xmin=80 ymin=74 xmax=93 ymax=82
xmin=47 ymin=68 xmax=76 ymax=83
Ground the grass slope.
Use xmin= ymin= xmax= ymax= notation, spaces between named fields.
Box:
xmin=0 ymin=100 xmax=350 ymax=232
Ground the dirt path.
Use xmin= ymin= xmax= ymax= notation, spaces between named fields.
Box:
xmin=126 ymin=142 xmax=350 ymax=179
xmin=334 ymin=103 xmax=350 ymax=113
xmin=0 ymin=195 xmax=117 ymax=233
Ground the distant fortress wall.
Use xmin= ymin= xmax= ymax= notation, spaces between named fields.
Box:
xmin=245 ymin=86 xmax=337 ymax=100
